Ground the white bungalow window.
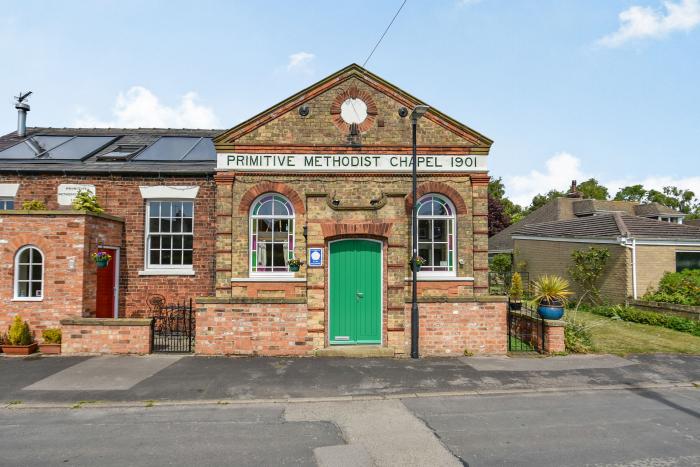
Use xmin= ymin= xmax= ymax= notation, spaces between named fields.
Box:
xmin=0 ymin=197 xmax=14 ymax=210
xmin=14 ymin=246 xmax=44 ymax=300
xmin=416 ymin=194 xmax=456 ymax=274
xmin=250 ymin=194 xmax=295 ymax=274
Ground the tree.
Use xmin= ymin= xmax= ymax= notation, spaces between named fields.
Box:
xmin=489 ymin=177 xmax=524 ymax=226
xmin=488 ymin=194 xmax=510 ymax=237
xmin=614 ymin=184 xmax=647 ymax=202
xmin=647 ymin=186 xmax=699 ymax=214
xmin=577 ymin=178 xmax=609 ymax=200
xmin=528 ymin=189 xmax=565 ymax=212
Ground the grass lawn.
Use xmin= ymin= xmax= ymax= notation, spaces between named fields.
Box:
xmin=570 ymin=310 xmax=700 ymax=355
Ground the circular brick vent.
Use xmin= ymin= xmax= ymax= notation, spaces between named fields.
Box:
xmin=330 ymin=86 xmax=378 ymax=133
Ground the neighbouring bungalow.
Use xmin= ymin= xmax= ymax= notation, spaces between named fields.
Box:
xmin=511 ymin=213 xmax=700 ymax=303
xmin=1 ymin=64 xmax=524 ymax=356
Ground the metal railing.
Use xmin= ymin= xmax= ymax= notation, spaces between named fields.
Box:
xmin=151 ymin=299 xmax=194 ymax=353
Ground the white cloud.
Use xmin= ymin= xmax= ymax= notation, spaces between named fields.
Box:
xmin=598 ymin=0 xmax=700 ymax=47
xmin=504 ymin=152 xmax=587 ymax=206
xmin=503 ymin=151 xmax=700 ymax=207
xmin=286 ymin=52 xmax=315 ymax=73
xmin=73 ymin=86 xmax=220 ymax=129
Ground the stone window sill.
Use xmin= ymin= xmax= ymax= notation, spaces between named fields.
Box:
xmin=138 ymin=268 xmax=195 ymax=276
xmin=404 ymin=276 xmax=475 ymax=282
xmin=231 ymin=277 xmax=306 ymax=282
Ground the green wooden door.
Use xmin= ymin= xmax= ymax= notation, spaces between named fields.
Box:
xmin=329 ymin=239 xmax=382 ymax=345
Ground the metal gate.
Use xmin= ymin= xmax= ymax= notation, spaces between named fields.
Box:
xmin=151 ymin=299 xmax=194 ymax=353
xmin=507 ymin=304 xmax=544 ymax=353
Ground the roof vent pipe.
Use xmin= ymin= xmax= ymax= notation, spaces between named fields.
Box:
xmin=14 ymin=91 xmax=32 ymax=137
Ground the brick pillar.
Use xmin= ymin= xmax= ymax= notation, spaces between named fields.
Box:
xmin=544 ymin=319 xmax=566 ymax=353
xmin=214 ymin=173 xmax=234 ymax=298
xmin=470 ymin=174 xmax=490 ymax=295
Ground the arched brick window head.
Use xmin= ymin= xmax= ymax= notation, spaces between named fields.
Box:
xmin=405 ymin=181 xmax=467 ymax=215
xmin=239 ymin=182 xmax=305 ymax=215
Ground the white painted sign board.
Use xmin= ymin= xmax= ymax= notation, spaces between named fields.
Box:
xmin=58 ymin=184 xmax=96 ymax=206
xmin=217 ymin=153 xmax=487 ymax=173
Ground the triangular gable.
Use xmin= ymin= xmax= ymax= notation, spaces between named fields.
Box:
xmin=215 ymin=64 xmax=493 ymax=153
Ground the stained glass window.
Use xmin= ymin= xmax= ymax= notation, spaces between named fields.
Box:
xmin=250 ymin=194 xmax=294 ymax=273
xmin=416 ymin=194 xmax=455 ymax=273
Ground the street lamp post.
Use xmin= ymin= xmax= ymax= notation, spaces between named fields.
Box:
xmin=410 ymin=105 xmax=429 ymax=359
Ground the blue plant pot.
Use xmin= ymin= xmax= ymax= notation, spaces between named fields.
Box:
xmin=537 ymin=304 xmax=564 ymax=320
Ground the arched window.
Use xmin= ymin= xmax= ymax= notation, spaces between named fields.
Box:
xmin=14 ymin=246 xmax=44 ymax=300
xmin=416 ymin=194 xmax=456 ymax=274
xmin=250 ymin=194 xmax=295 ymax=273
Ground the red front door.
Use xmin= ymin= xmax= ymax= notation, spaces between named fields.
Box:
xmin=96 ymin=248 xmax=117 ymax=318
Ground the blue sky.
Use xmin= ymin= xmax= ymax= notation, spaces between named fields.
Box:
xmin=1 ymin=0 xmax=699 ymax=205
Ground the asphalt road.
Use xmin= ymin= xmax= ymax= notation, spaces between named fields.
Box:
xmin=2 ymin=387 xmax=698 ymax=467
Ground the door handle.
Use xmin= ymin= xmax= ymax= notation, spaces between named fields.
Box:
xmin=356 ymin=291 xmax=364 ymax=300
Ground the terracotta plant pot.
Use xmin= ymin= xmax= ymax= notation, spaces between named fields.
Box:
xmin=1 ymin=343 xmax=38 ymax=355
xmin=39 ymin=343 xmax=61 ymax=355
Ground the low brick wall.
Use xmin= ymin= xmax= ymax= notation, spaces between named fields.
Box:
xmin=509 ymin=310 xmax=565 ymax=354
xmin=60 ymin=318 xmax=153 ymax=355
xmin=414 ymin=297 xmax=508 ymax=355
xmin=628 ymin=299 xmax=700 ymax=321
xmin=195 ymin=298 xmax=315 ymax=356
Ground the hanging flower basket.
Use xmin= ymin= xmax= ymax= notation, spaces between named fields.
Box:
xmin=91 ymin=251 xmax=112 ymax=269
xmin=288 ymin=258 xmax=303 ymax=272
xmin=409 ymin=255 xmax=426 ymax=273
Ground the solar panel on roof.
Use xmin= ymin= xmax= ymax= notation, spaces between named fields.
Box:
xmin=43 ymin=136 xmax=116 ymax=160
xmin=133 ymin=137 xmax=216 ymax=161
xmin=182 ymin=138 xmax=216 ymax=161
xmin=0 ymin=136 xmax=72 ymax=159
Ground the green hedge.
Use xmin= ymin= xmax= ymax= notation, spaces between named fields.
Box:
xmin=643 ymin=269 xmax=700 ymax=306
xmin=585 ymin=305 xmax=700 ymax=337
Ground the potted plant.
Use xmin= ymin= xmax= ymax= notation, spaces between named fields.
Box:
xmin=288 ymin=257 xmax=303 ymax=272
xmin=409 ymin=255 xmax=426 ymax=272
xmin=91 ymin=251 xmax=112 ymax=268
xmin=1 ymin=316 xmax=38 ymax=355
xmin=509 ymin=272 xmax=524 ymax=311
xmin=531 ymin=275 xmax=572 ymax=320
xmin=40 ymin=328 xmax=62 ymax=355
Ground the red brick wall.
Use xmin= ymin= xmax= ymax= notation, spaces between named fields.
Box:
xmin=414 ymin=300 xmax=508 ymax=355
xmin=61 ymin=319 xmax=152 ymax=354
xmin=0 ymin=174 xmax=216 ymax=317
xmin=195 ymin=301 xmax=314 ymax=356
xmin=0 ymin=213 xmax=122 ymax=339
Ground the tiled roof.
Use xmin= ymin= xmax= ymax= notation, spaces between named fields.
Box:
xmin=513 ymin=213 xmax=700 ymax=241
xmin=633 ymin=202 xmax=684 ymax=217
xmin=572 ymin=199 xmax=636 ymax=216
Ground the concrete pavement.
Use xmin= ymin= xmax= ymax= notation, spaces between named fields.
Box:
xmin=1 ymin=354 xmax=698 ymax=405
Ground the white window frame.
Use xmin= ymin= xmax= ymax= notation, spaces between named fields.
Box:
xmin=13 ymin=245 xmax=44 ymax=301
xmin=249 ymin=193 xmax=295 ymax=278
xmin=0 ymin=197 xmax=14 ymax=210
xmin=141 ymin=199 xmax=195 ymax=276
xmin=415 ymin=194 xmax=457 ymax=278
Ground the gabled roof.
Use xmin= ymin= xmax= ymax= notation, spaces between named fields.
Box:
xmin=512 ymin=213 xmax=700 ymax=241
xmin=214 ymin=63 xmax=493 ymax=149
xmin=0 ymin=127 xmax=223 ymax=174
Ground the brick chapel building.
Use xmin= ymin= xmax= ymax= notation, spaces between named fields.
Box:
xmin=0 ymin=64 xmax=511 ymax=356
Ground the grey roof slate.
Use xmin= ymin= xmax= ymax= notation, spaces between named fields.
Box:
xmin=0 ymin=127 xmax=224 ymax=174
xmin=633 ymin=202 xmax=684 ymax=217
xmin=512 ymin=213 xmax=700 ymax=241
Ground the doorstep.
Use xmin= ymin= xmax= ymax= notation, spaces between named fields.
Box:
xmin=314 ymin=345 xmax=395 ymax=358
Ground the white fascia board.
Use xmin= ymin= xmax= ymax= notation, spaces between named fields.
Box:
xmin=0 ymin=183 xmax=20 ymax=197
xmin=139 ymin=186 xmax=199 ymax=199
xmin=633 ymin=239 xmax=700 ymax=247
xmin=511 ymin=235 xmax=620 ymax=244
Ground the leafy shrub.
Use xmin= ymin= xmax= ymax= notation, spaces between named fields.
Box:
xmin=643 ymin=270 xmax=700 ymax=306
xmin=42 ymin=328 xmax=62 ymax=344
xmin=586 ymin=304 xmax=700 ymax=337
xmin=509 ymin=272 xmax=524 ymax=301
xmin=564 ymin=321 xmax=593 ymax=353
xmin=72 ymin=190 xmax=104 ymax=214
xmin=568 ymin=247 xmax=610 ymax=304
xmin=21 ymin=200 xmax=46 ymax=210
xmin=490 ymin=253 xmax=512 ymax=277
xmin=7 ymin=315 xmax=33 ymax=345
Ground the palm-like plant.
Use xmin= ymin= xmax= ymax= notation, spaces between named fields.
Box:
xmin=532 ymin=275 xmax=573 ymax=305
